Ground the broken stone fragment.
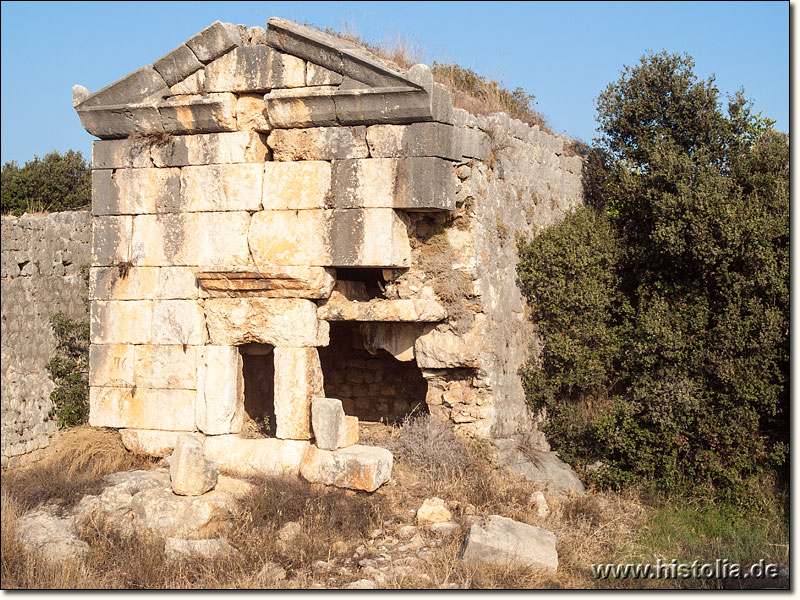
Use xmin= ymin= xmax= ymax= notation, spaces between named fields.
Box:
xmin=311 ymin=397 xmax=348 ymax=450
xmin=170 ymin=435 xmax=219 ymax=496
xmin=299 ymin=444 xmax=393 ymax=492
xmin=460 ymin=515 xmax=558 ymax=573
xmin=416 ymin=497 xmax=452 ymax=526
xmin=164 ymin=537 xmax=237 ymax=561
xmin=343 ymin=415 xmax=359 ymax=447
xmin=120 ymin=429 xmax=205 ymax=457
xmin=15 ymin=508 xmax=89 ymax=564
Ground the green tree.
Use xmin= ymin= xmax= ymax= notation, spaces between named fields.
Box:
xmin=519 ymin=51 xmax=788 ymax=500
xmin=1 ymin=150 xmax=90 ymax=215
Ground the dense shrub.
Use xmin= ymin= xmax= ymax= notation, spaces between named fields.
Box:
xmin=1 ymin=150 xmax=90 ymax=215
xmin=518 ymin=52 xmax=788 ymax=500
xmin=46 ymin=313 xmax=90 ymax=428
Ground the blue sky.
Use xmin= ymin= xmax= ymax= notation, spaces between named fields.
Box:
xmin=0 ymin=1 xmax=789 ymax=166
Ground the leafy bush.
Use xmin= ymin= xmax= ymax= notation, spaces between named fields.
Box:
xmin=518 ymin=52 xmax=788 ymax=501
xmin=46 ymin=313 xmax=90 ymax=428
xmin=1 ymin=150 xmax=90 ymax=215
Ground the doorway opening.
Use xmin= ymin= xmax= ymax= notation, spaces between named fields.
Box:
xmin=239 ymin=343 xmax=275 ymax=436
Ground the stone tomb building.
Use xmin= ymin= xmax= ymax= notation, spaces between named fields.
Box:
xmin=74 ymin=18 xmax=584 ymax=483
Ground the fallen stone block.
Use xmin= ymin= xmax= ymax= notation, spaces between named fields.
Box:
xmin=165 ymin=537 xmax=237 ymax=560
xmin=130 ymin=485 xmax=237 ymax=538
xmin=503 ymin=450 xmax=585 ymax=495
xmin=461 ymin=515 xmax=558 ymax=573
xmin=311 ymin=397 xmax=348 ymax=450
xmin=15 ymin=508 xmax=89 ymax=564
xmin=170 ymin=435 xmax=219 ymax=496
xmin=203 ymin=435 xmax=311 ymax=477
xmin=416 ymin=497 xmax=452 ymax=526
xmin=299 ymin=444 xmax=393 ymax=492
xmin=120 ymin=429 xmax=205 ymax=457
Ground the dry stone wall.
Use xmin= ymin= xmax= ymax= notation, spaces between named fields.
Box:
xmin=1 ymin=211 xmax=91 ymax=466
xmin=67 ymin=17 xmax=585 ymax=471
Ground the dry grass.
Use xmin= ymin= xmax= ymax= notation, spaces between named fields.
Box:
xmin=2 ymin=425 xmax=154 ymax=511
xmin=322 ymin=24 xmax=551 ymax=131
xmin=1 ymin=421 xmax=787 ymax=589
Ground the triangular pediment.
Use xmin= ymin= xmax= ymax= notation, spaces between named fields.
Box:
xmin=74 ymin=18 xmax=453 ymax=139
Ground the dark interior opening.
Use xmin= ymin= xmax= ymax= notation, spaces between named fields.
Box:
xmin=318 ymin=322 xmax=428 ymax=423
xmin=334 ymin=268 xmax=387 ymax=299
xmin=240 ymin=343 xmax=275 ymax=436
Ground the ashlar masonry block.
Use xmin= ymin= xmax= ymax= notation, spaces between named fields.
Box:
xmin=205 ymin=46 xmax=305 ymax=92
xmin=90 ymin=266 xmax=159 ymax=301
xmin=92 ymin=168 xmax=181 ymax=215
xmin=180 ymin=164 xmax=263 ymax=212
xmin=90 ymin=300 xmax=152 ymax=345
xmin=267 ymin=127 xmax=368 ymax=161
xmin=89 ymin=386 xmax=196 ymax=430
xmin=133 ymin=345 xmax=198 ymax=390
xmin=89 ymin=344 xmax=135 ymax=387
xmin=131 ymin=212 xmax=251 ymax=267
xmin=151 ymin=300 xmax=208 ymax=345
xmin=196 ymin=346 xmax=244 ymax=434
xmin=274 ymin=347 xmax=324 ymax=440
xmin=203 ymin=298 xmax=320 ymax=347
xmin=262 ymin=161 xmax=331 ymax=210
xmin=151 ymin=131 xmax=268 ymax=167
xmin=92 ymin=216 xmax=132 ymax=266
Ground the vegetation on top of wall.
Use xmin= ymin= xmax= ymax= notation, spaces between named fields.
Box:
xmin=1 ymin=150 xmax=91 ymax=216
xmin=517 ymin=51 xmax=789 ymax=505
xmin=46 ymin=312 xmax=90 ymax=428
xmin=322 ymin=26 xmax=551 ymax=132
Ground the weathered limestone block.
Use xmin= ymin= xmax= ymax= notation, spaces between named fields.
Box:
xmin=15 ymin=508 xmax=89 ymax=564
xmin=360 ymin=322 xmax=422 ymax=362
xmin=248 ymin=209 xmax=328 ymax=266
xmin=89 ymin=386 xmax=196 ymax=430
xmin=78 ymin=66 xmax=168 ymax=109
xmin=92 ymin=168 xmax=181 ymax=215
xmin=299 ymin=444 xmax=393 ymax=492
xmin=274 ymin=348 xmax=324 ymax=440
xmin=90 ymin=266 xmax=157 ymax=300
xmin=158 ymin=267 xmax=200 ymax=299
xmin=311 ymin=397 xmax=347 ymax=450
xmin=203 ymin=298 xmax=320 ymax=346
xmin=92 ymin=215 xmax=132 ymax=266
xmin=90 ymin=300 xmax=152 ymax=344
xmin=153 ymin=43 xmax=203 ymax=87
xmin=151 ymin=131 xmax=268 ymax=167
xmin=170 ymin=435 xmax=219 ymax=496
xmin=77 ymin=103 xmax=165 ymax=139
xmin=328 ymin=208 xmax=411 ymax=267
xmin=344 ymin=416 xmax=359 ymax=447
xmin=171 ymin=69 xmax=206 ymax=95
xmin=151 ymin=300 xmax=207 ymax=345
xmin=120 ymin=429 xmax=205 ymax=457
xmin=456 ymin=127 xmax=492 ymax=161
xmin=414 ymin=321 xmax=483 ymax=368
xmin=196 ymin=345 xmax=244 ymax=435
xmin=205 ymin=46 xmax=305 ymax=92
xmin=158 ymin=93 xmax=237 ymax=135
xmin=267 ymin=127 xmax=368 ymax=161
xmin=165 ymin=537 xmax=237 ymax=561
xmin=307 ymin=62 xmax=342 ymax=86
xmin=236 ymin=94 xmax=270 ymax=131
xmin=89 ymin=344 xmax=135 ymax=387
xmin=92 ymin=138 xmax=154 ymax=169
xmin=204 ymin=435 xmax=310 ymax=477
xmin=263 ymin=161 xmax=331 ymax=210
xmin=131 ymin=212 xmax=251 ymax=267
xmin=180 ymin=164 xmax=263 ymax=212
xmin=461 ymin=515 xmax=558 ymax=573
xmin=133 ymin=345 xmax=198 ymax=389
xmin=331 ymin=158 xmax=456 ymax=211
xmin=318 ymin=298 xmax=446 ymax=322
xmin=333 ymin=88 xmax=433 ymax=125
xmin=130 ymin=486 xmax=235 ymax=539
xmin=417 ymin=497 xmax=452 ymax=525
xmin=197 ymin=265 xmax=335 ymax=299
xmin=266 ymin=88 xmax=337 ymax=128
xmin=407 ymin=64 xmax=454 ymax=124
xmin=186 ymin=21 xmax=242 ymax=64
xmin=366 ymin=123 xmax=461 ymax=161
